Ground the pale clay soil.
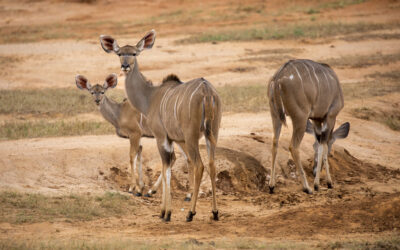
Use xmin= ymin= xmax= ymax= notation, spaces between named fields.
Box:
xmin=0 ymin=0 xmax=400 ymax=245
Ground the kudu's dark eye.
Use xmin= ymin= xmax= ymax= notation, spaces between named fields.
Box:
xmin=101 ymin=92 xmax=105 ymax=94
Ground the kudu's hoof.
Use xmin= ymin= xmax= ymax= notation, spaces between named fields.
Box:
xmin=184 ymin=197 xmax=191 ymax=202
xmin=212 ymin=210 xmax=219 ymax=221
xmin=160 ymin=210 xmax=166 ymax=219
xmin=186 ymin=211 xmax=196 ymax=222
xmin=314 ymin=184 xmax=319 ymax=192
xmin=134 ymin=192 xmax=142 ymax=197
xmin=327 ymin=182 xmax=333 ymax=189
xmin=303 ymin=188 xmax=313 ymax=195
xmin=144 ymin=193 xmax=151 ymax=198
xmin=163 ymin=211 xmax=171 ymax=222
xmin=269 ymin=186 xmax=275 ymax=194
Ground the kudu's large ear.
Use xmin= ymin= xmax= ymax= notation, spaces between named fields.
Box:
xmin=100 ymin=35 xmax=120 ymax=54
xmin=103 ymin=73 xmax=118 ymax=89
xmin=136 ymin=30 xmax=156 ymax=52
xmin=75 ymin=75 xmax=91 ymax=90
xmin=305 ymin=119 xmax=314 ymax=134
xmin=332 ymin=122 xmax=350 ymax=140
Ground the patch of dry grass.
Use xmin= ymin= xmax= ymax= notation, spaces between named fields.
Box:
xmin=178 ymin=22 xmax=399 ymax=44
xmin=325 ymin=52 xmax=400 ymax=69
xmin=0 ymin=88 xmax=125 ymax=116
xmin=352 ymin=107 xmax=400 ymax=131
xmin=0 ymin=234 xmax=399 ymax=250
xmin=217 ymin=85 xmax=269 ymax=113
xmin=0 ymin=119 xmax=114 ymax=140
xmin=0 ymin=191 xmax=136 ymax=224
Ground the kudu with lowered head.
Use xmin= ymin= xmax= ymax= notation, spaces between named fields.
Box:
xmin=100 ymin=30 xmax=222 ymax=222
xmin=268 ymin=59 xmax=350 ymax=194
xmin=75 ymin=73 xmax=163 ymax=197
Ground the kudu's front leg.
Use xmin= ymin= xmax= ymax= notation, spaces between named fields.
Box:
xmin=129 ymin=137 xmax=144 ymax=196
xmin=157 ymin=139 xmax=176 ymax=222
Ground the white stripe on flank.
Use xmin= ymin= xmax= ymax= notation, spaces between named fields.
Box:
xmin=159 ymin=86 xmax=173 ymax=117
xmin=302 ymin=62 xmax=315 ymax=85
xmin=292 ymin=64 xmax=303 ymax=82
xmin=174 ymin=95 xmax=179 ymax=121
xmin=305 ymin=61 xmax=320 ymax=86
xmin=177 ymin=84 xmax=192 ymax=116
xmin=188 ymin=82 xmax=203 ymax=120
xmin=162 ymin=88 xmax=174 ymax=120
xmin=322 ymin=69 xmax=329 ymax=83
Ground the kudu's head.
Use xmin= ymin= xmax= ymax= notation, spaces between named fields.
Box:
xmin=75 ymin=74 xmax=118 ymax=106
xmin=306 ymin=120 xmax=350 ymax=175
xmin=99 ymin=30 xmax=156 ymax=75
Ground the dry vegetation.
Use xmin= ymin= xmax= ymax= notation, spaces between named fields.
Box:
xmin=178 ymin=22 xmax=400 ymax=44
xmin=0 ymin=191 xmax=136 ymax=224
xmin=325 ymin=52 xmax=400 ymax=69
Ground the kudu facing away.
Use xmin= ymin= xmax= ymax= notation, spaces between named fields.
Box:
xmin=100 ymin=30 xmax=222 ymax=222
xmin=268 ymin=59 xmax=350 ymax=194
xmin=75 ymin=73 xmax=161 ymax=197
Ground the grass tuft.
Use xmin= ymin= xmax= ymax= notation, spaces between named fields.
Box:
xmin=325 ymin=52 xmax=400 ymax=69
xmin=0 ymin=191 xmax=136 ymax=224
xmin=352 ymin=107 xmax=400 ymax=131
xmin=217 ymin=85 xmax=269 ymax=113
xmin=178 ymin=22 xmax=399 ymax=44
xmin=0 ymin=88 xmax=125 ymax=116
xmin=0 ymin=120 xmax=114 ymax=140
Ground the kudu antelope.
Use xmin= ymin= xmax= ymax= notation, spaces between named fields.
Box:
xmin=268 ymin=59 xmax=350 ymax=194
xmin=75 ymin=73 xmax=161 ymax=197
xmin=100 ymin=30 xmax=222 ymax=222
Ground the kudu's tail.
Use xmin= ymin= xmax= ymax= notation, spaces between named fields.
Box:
xmin=269 ymin=79 xmax=287 ymax=126
xmin=203 ymin=86 xmax=218 ymax=145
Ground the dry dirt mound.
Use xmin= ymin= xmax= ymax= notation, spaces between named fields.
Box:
xmin=108 ymin=141 xmax=400 ymax=198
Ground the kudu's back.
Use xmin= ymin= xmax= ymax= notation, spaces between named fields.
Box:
xmin=268 ymin=59 xmax=344 ymax=123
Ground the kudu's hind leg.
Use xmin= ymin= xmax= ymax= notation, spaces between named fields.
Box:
xmin=269 ymin=115 xmax=282 ymax=194
xmin=147 ymin=173 xmax=162 ymax=197
xmin=176 ymin=142 xmax=193 ymax=202
xmin=186 ymin=143 xmax=205 ymax=222
xmin=290 ymin=116 xmax=312 ymax=194
xmin=205 ymin=137 xmax=218 ymax=220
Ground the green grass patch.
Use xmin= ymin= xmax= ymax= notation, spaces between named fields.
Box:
xmin=0 ymin=191 xmax=136 ymax=224
xmin=0 ymin=88 xmax=125 ymax=116
xmin=178 ymin=22 xmax=398 ymax=44
xmin=0 ymin=119 xmax=114 ymax=140
xmin=217 ymin=85 xmax=269 ymax=113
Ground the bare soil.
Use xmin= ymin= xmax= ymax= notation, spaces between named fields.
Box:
xmin=0 ymin=0 xmax=399 ymax=246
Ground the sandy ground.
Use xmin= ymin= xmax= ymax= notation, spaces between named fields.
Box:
xmin=0 ymin=0 xmax=400 ymax=245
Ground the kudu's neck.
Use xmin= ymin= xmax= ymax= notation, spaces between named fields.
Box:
xmin=99 ymin=95 xmax=120 ymax=129
xmin=125 ymin=58 xmax=154 ymax=115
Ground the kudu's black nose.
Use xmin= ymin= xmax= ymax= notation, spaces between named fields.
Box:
xmin=122 ymin=63 xmax=129 ymax=69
